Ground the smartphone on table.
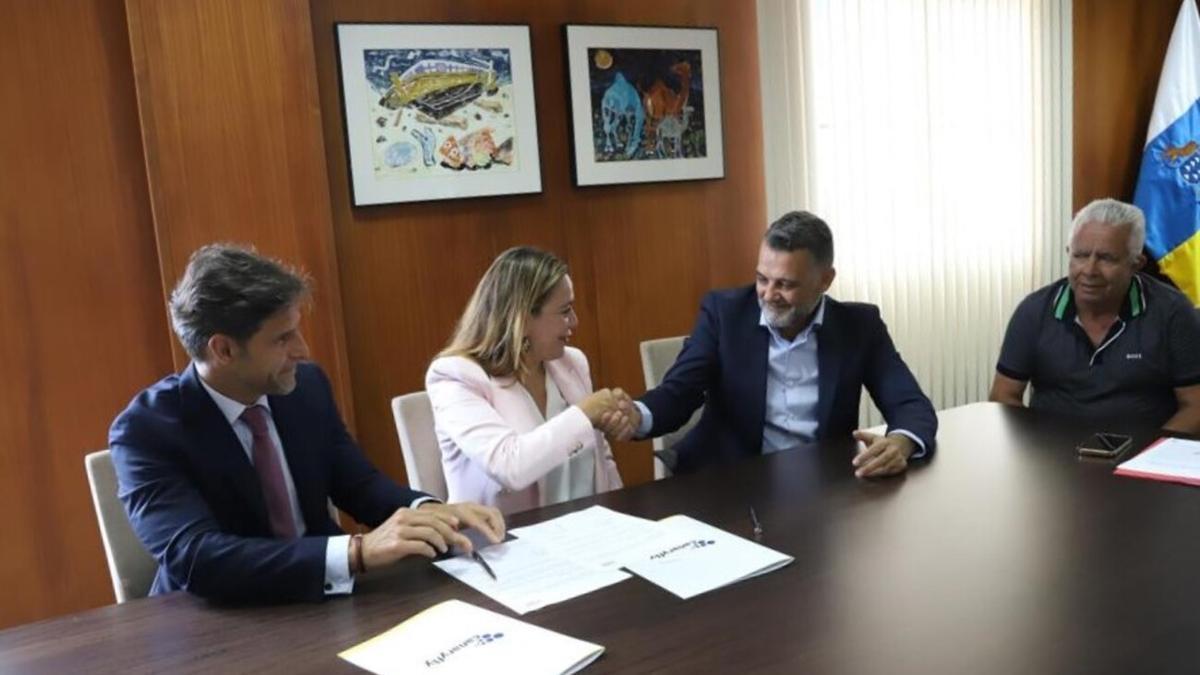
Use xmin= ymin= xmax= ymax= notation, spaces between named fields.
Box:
xmin=1076 ymin=432 xmax=1133 ymax=459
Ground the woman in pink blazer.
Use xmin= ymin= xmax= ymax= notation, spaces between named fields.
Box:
xmin=426 ymin=247 xmax=628 ymax=514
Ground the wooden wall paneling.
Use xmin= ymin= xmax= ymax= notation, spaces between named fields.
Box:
xmin=124 ymin=0 xmax=355 ymax=420
xmin=309 ymin=2 xmax=581 ymax=484
xmin=579 ymin=189 xmax=715 ymax=477
xmin=1073 ymin=0 xmax=1179 ymax=211
xmin=699 ymin=1 xmax=768 ymax=289
xmin=309 ymin=0 xmax=765 ymax=487
xmin=0 ymin=1 xmax=173 ymax=629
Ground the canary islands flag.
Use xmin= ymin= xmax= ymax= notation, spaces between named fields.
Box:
xmin=1134 ymin=0 xmax=1200 ymax=305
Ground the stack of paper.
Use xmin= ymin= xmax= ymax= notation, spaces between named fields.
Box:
xmin=433 ymin=538 xmax=628 ymax=615
xmin=622 ymin=515 xmax=794 ymax=599
xmin=1115 ymin=437 xmax=1200 ymax=486
xmin=509 ymin=506 xmax=667 ymax=570
xmin=435 ymin=506 xmax=793 ymax=611
xmin=339 ymin=599 xmax=603 ymax=675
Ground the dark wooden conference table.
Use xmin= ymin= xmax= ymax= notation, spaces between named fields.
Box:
xmin=4 ymin=402 xmax=1200 ymax=673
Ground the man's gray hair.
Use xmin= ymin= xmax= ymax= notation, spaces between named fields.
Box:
xmin=169 ymin=243 xmax=310 ymax=361
xmin=764 ymin=211 xmax=834 ymax=266
xmin=1070 ymin=198 xmax=1146 ymax=258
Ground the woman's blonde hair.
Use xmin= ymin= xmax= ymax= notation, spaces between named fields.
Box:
xmin=439 ymin=246 xmax=569 ymax=379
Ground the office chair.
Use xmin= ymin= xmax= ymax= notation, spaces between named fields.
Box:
xmin=391 ymin=391 xmax=448 ymax=501
xmin=639 ymin=336 xmax=704 ymax=479
xmin=84 ymin=449 xmax=156 ymax=603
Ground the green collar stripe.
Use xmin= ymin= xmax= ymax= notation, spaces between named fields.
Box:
xmin=1053 ymin=284 xmax=1071 ymax=319
xmin=1052 ymin=277 xmax=1145 ymax=320
xmin=1129 ymin=277 xmax=1145 ymax=317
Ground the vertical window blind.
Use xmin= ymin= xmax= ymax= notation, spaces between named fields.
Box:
xmin=758 ymin=0 xmax=1072 ymax=423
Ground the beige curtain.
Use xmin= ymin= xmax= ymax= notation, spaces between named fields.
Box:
xmin=758 ymin=0 xmax=1073 ymax=423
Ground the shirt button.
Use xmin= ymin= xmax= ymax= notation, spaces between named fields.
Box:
xmin=324 ymin=583 xmax=333 ymax=591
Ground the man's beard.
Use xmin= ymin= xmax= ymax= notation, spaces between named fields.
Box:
xmin=759 ymin=297 xmax=814 ymax=332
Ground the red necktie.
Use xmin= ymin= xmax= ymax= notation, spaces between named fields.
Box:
xmin=240 ymin=405 xmax=298 ymax=539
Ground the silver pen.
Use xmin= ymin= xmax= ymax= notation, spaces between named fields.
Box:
xmin=749 ymin=506 xmax=763 ymax=538
xmin=472 ymin=550 xmax=497 ymax=580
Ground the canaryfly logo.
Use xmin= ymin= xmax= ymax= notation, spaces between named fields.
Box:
xmin=424 ymin=632 xmax=505 ymax=668
xmin=648 ymin=539 xmax=716 ymax=561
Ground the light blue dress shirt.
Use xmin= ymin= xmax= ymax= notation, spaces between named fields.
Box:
xmin=759 ymin=298 xmax=825 ymax=453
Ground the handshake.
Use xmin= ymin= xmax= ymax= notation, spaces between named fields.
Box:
xmin=578 ymin=388 xmax=641 ymax=443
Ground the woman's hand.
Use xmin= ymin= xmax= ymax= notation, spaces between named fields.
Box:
xmin=578 ymin=388 xmax=618 ymax=424
xmin=579 ymin=388 xmax=638 ymax=441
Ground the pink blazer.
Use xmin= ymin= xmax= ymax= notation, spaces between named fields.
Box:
xmin=425 ymin=347 xmax=623 ymax=514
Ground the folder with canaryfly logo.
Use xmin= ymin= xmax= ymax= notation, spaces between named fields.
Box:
xmin=339 ymin=599 xmax=604 ymax=675
xmin=623 ymin=515 xmax=794 ymax=600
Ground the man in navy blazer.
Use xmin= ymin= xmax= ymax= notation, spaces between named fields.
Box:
xmin=110 ymin=244 xmax=503 ymax=603
xmin=628 ymin=211 xmax=937 ymax=476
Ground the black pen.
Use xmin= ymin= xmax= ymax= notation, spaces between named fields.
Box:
xmin=472 ymin=550 xmax=497 ymax=581
xmin=749 ymin=506 xmax=763 ymax=538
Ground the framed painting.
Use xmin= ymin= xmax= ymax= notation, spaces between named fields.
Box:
xmin=564 ymin=24 xmax=724 ymax=187
xmin=335 ymin=23 xmax=542 ymax=206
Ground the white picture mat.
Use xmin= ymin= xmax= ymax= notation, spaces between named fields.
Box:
xmin=565 ymin=25 xmax=724 ymax=186
xmin=336 ymin=24 xmax=542 ymax=205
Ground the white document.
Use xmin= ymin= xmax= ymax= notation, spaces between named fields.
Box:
xmin=434 ymin=539 xmax=629 ymax=615
xmin=509 ymin=505 xmax=668 ymax=570
xmin=1115 ymin=437 xmax=1200 ymax=485
xmin=623 ymin=515 xmax=793 ymax=600
xmin=339 ymin=599 xmax=604 ymax=675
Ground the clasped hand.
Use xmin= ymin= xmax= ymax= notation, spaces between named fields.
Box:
xmin=578 ymin=388 xmax=641 ymax=443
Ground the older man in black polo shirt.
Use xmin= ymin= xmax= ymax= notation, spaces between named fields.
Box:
xmin=990 ymin=198 xmax=1200 ymax=432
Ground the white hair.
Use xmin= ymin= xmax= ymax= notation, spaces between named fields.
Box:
xmin=1070 ymin=198 xmax=1146 ymax=258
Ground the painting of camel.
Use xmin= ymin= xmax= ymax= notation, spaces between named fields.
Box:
xmin=587 ymin=48 xmax=706 ymax=162
xmin=566 ymin=25 xmax=724 ymax=186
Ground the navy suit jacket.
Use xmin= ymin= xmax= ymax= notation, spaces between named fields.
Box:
xmin=641 ymin=286 xmax=937 ymax=473
xmin=109 ymin=362 xmax=428 ymax=603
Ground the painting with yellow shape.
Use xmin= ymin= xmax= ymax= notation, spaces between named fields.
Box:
xmin=361 ymin=48 xmax=519 ymax=179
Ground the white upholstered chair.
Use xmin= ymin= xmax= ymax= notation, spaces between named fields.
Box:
xmin=84 ymin=449 xmax=156 ymax=603
xmin=390 ymin=391 xmax=448 ymax=501
xmin=639 ymin=336 xmax=704 ymax=480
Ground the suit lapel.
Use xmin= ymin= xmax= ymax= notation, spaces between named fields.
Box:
xmin=816 ymin=299 xmax=841 ymax=438
xmin=179 ymin=365 xmax=269 ymax=528
xmin=745 ymin=309 xmax=769 ymax=454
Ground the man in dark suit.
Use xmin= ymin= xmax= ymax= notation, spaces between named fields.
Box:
xmin=626 ymin=211 xmax=937 ymax=476
xmin=110 ymin=244 xmax=503 ymax=603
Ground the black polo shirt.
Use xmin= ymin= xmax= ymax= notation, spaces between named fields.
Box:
xmin=996 ymin=273 xmax=1200 ymax=426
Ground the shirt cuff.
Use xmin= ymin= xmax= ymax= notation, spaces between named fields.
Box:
xmin=632 ymin=401 xmax=654 ymax=438
xmin=324 ymin=535 xmax=354 ymax=595
xmin=888 ymin=429 xmax=927 ymax=459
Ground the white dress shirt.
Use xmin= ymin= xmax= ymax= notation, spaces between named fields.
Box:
xmin=532 ymin=370 xmax=596 ymax=505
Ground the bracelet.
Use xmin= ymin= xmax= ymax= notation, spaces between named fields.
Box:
xmin=350 ymin=533 xmax=366 ymax=575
